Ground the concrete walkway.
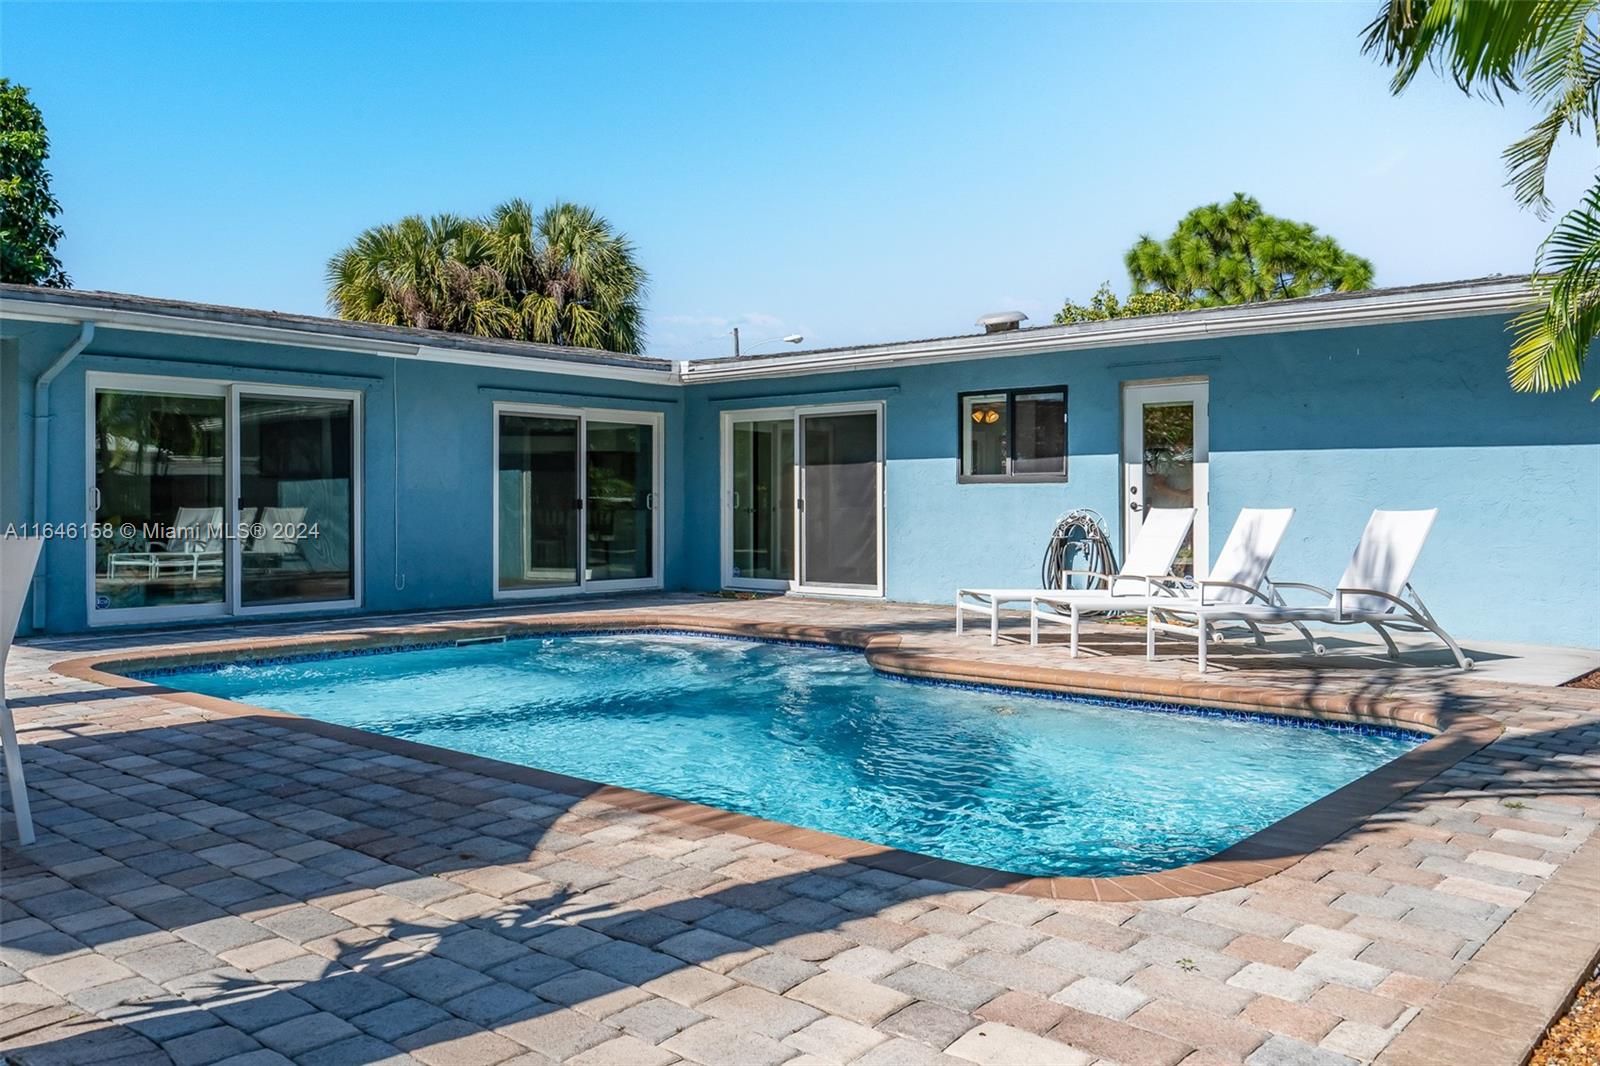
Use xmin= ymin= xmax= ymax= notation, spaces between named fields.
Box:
xmin=2 ymin=596 xmax=1598 ymax=1066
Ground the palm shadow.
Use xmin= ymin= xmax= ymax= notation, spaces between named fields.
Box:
xmin=4 ymin=661 xmax=1596 ymax=1065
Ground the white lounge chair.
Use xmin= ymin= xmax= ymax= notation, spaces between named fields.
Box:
xmin=1154 ymin=508 xmax=1473 ymax=672
xmin=955 ymin=507 xmax=1194 ymax=647
xmin=1028 ymin=508 xmax=1298 ymax=658
xmin=106 ymin=506 xmax=226 ymax=581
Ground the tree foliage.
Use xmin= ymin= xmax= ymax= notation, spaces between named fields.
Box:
xmin=1055 ymin=195 xmax=1372 ymax=324
xmin=1124 ymin=194 xmax=1374 ymax=305
xmin=1054 ymin=283 xmax=1194 ymax=324
xmin=1363 ymin=0 xmax=1600 ymax=398
xmin=0 ymin=78 xmax=69 ymax=287
xmin=327 ymin=199 xmax=647 ymax=353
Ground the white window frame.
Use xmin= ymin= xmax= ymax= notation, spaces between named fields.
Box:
xmin=718 ymin=400 xmax=886 ymax=599
xmin=491 ymin=402 xmax=665 ymax=600
xmin=84 ymin=372 xmax=364 ymax=626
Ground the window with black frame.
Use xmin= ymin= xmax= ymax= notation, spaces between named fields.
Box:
xmin=957 ymin=387 xmax=1067 ymax=482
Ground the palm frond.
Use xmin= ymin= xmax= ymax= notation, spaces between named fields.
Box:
xmin=1361 ymin=0 xmax=1590 ymax=95
xmin=325 ymin=199 xmax=648 ymax=352
xmin=1503 ymin=9 xmax=1600 ymax=213
xmin=1510 ymin=181 xmax=1600 ymax=395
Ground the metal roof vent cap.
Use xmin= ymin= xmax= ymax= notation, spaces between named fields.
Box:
xmin=977 ymin=311 xmax=1028 ymax=334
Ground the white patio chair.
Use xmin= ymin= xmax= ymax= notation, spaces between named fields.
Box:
xmin=1157 ymin=508 xmax=1473 ymax=672
xmin=1 ymin=536 xmax=43 ymax=845
xmin=246 ymin=506 xmax=308 ymax=559
xmin=150 ymin=506 xmax=225 ymax=579
xmin=955 ymin=507 xmax=1194 ymax=647
xmin=1028 ymin=508 xmax=1300 ymax=658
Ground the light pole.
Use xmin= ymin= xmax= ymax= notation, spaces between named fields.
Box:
xmin=731 ymin=327 xmax=804 ymax=357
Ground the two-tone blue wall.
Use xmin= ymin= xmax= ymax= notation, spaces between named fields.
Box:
xmin=2 ymin=320 xmax=683 ymax=635
xmin=681 ymin=314 xmax=1600 ymax=649
xmin=5 ymin=310 xmax=1598 ymax=648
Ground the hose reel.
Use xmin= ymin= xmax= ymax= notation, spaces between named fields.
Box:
xmin=1041 ymin=509 xmax=1118 ymax=591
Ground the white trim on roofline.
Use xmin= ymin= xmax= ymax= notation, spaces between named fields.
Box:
xmin=679 ymin=277 xmax=1535 ymax=383
xmin=0 ymin=296 xmax=681 ymax=386
xmin=2 ymin=275 xmax=1534 ymax=387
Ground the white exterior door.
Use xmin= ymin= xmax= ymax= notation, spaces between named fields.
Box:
xmin=1121 ymin=380 xmax=1209 ymax=578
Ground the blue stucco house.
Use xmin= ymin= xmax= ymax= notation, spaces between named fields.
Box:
xmin=2 ymin=276 xmax=1596 ymax=649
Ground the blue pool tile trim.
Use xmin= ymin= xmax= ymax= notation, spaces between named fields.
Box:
xmin=124 ymin=627 xmax=1430 ymax=744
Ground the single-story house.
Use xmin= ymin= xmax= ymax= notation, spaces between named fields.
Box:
xmin=2 ymin=277 xmax=1596 ymax=649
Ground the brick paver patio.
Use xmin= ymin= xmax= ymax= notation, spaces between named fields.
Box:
xmin=2 ymin=595 xmax=1597 ymax=1066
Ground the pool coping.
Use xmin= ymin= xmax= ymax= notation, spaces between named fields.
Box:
xmin=50 ymin=611 xmax=1506 ymax=901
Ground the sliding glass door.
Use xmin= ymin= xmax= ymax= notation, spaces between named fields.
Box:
xmin=799 ymin=411 xmax=880 ymax=590
xmin=497 ymin=414 xmax=582 ymax=592
xmin=88 ymin=375 xmax=362 ymax=624
xmin=729 ymin=417 xmax=795 ymax=588
xmin=237 ymin=393 xmax=357 ymax=607
xmin=92 ymin=385 xmax=228 ymax=617
xmin=721 ymin=403 xmax=883 ymax=596
xmin=586 ymin=421 xmax=656 ymax=585
xmin=494 ymin=405 xmax=662 ymax=598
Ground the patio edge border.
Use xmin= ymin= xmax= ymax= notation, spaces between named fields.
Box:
xmin=48 ymin=610 xmax=1506 ymax=901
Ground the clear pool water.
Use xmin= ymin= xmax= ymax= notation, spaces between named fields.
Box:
xmin=147 ymin=632 xmax=1422 ymax=877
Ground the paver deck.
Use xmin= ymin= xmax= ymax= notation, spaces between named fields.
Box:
xmin=2 ymin=594 xmax=1597 ymax=1066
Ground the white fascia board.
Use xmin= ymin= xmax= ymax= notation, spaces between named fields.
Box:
xmin=2 ymin=277 xmax=1535 ymax=389
xmin=679 ymin=281 xmax=1535 ymax=384
xmin=0 ymin=300 xmax=678 ymax=386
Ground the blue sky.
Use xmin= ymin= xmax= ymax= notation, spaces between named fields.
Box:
xmin=5 ymin=2 xmax=1594 ymax=358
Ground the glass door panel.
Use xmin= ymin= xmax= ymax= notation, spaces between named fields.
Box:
xmin=498 ymin=414 xmax=581 ymax=591
xmin=730 ymin=418 xmax=794 ymax=583
xmin=585 ymin=421 xmax=654 ymax=584
xmin=799 ymin=411 xmax=879 ymax=590
xmin=237 ymin=394 xmax=355 ymax=607
xmin=93 ymin=389 xmax=228 ymax=613
xmin=1139 ymin=401 xmax=1196 ymax=576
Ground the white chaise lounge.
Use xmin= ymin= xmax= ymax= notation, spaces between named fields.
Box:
xmin=956 ymin=507 xmax=1194 ymax=646
xmin=1029 ymin=507 xmax=1298 ymax=658
xmin=1151 ymin=508 xmax=1473 ymax=672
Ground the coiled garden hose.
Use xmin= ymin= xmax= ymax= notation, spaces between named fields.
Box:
xmin=1041 ymin=509 xmax=1118 ymax=590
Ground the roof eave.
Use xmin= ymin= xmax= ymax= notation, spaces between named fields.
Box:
xmin=680 ymin=278 xmax=1535 ymax=383
xmin=0 ymin=287 xmax=680 ymax=385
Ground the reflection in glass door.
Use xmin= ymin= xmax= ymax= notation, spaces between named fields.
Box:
xmin=93 ymin=388 xmax=228 ymax=615
xmin=495 ymin=407 xmax=662 ymax=597
xmin=90 ymin=378 xmax=362 ymax=623
xmin=497 ymin=413 xmax=581 ymax=592
xmin=1121 ymin=380 xmax=1209 ymax=578
xmin=238 ymin=394 xmax=356 ymax=607
xmin=800 ymin=412 xmax=880 ymax=590
xmin=722 ymin=405 xmax=883 ymax=596
xmin=586 ymin=421 xmax=655 ymax=585
xmin=730 ymin=418 xmax=794 ymax=585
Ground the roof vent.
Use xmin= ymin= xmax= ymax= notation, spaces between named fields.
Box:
xmin=976 ymin=311 xmax=1028 ymax=334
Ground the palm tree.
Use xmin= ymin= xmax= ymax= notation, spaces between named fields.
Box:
xmin=326 ymin=200 xmax=647 ymax=353
xmin=1363 ymin=0 xmax=1600 ymax=398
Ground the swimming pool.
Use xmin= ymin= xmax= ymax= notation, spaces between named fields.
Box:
xmin=144 ymin=632 xmax=1423 ymax=877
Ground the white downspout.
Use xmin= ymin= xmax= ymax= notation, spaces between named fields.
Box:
xmin=31 ymin=321 xmax=95 ymax=630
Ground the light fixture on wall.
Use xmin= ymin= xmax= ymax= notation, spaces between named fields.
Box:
xmin=972 ymin=407 xmax=1001 ymax=425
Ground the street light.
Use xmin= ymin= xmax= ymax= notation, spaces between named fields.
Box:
xmin=731 ymin=327 xmax=804 ymax=357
